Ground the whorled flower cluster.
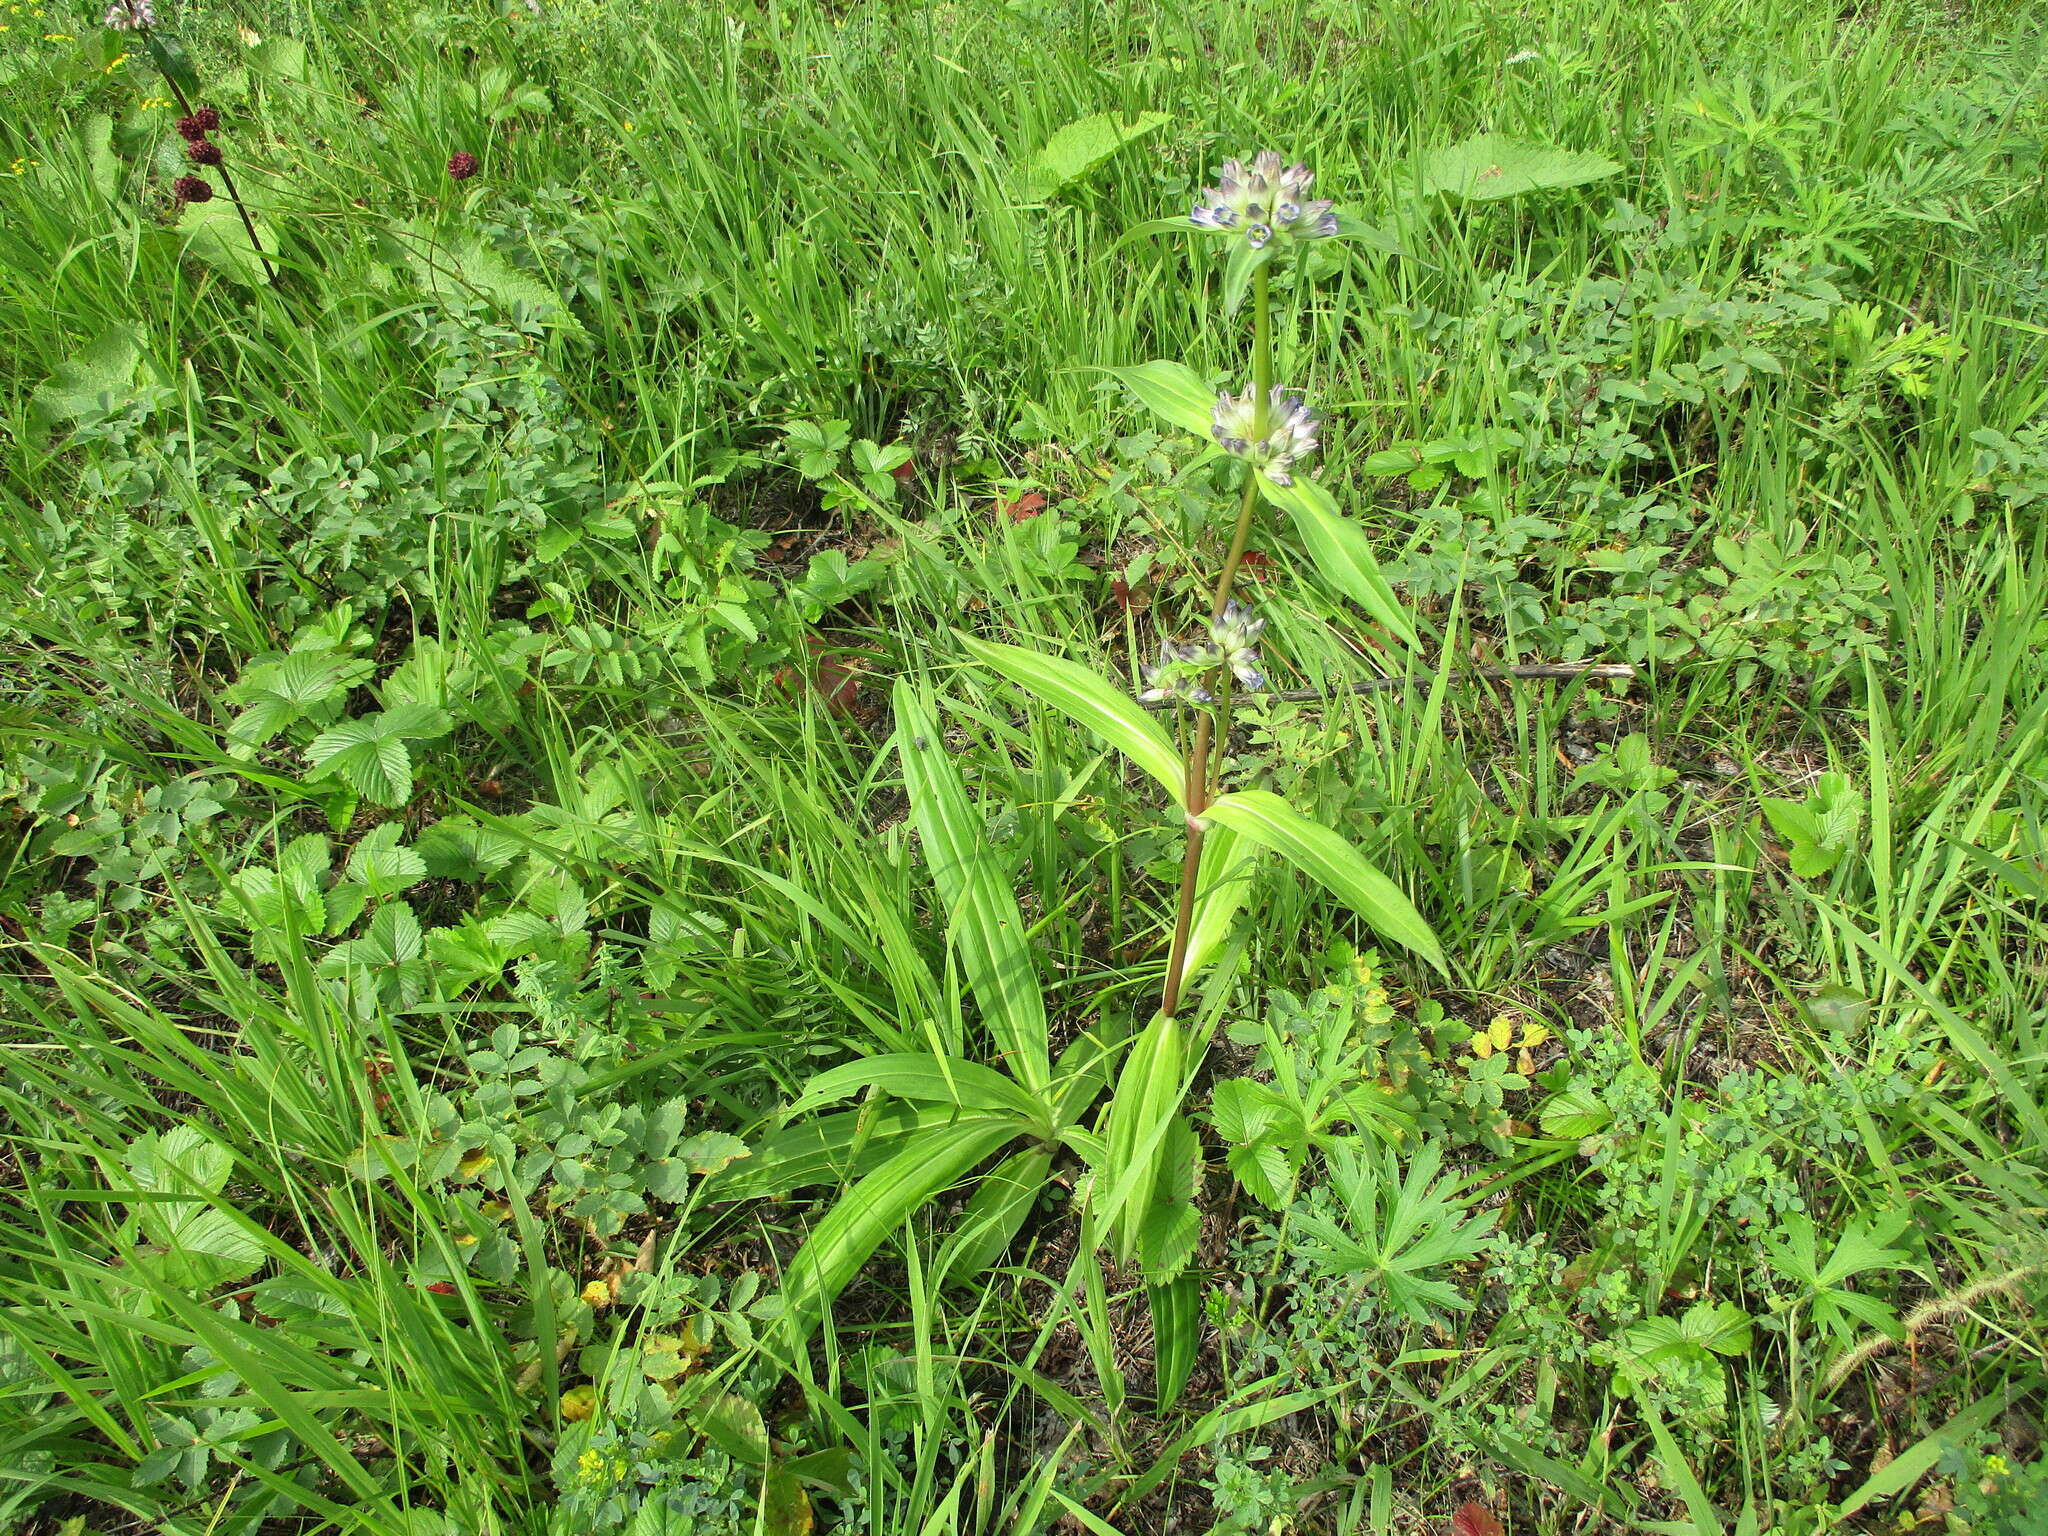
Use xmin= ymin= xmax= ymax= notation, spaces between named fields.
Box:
xmin=1139 ymin=640 xmax=1217 ymax=705
xmin=1209 ymin=601 xmax=1267 ymax=691
xmin=103 ymin=0 xmax=154 ymax=29
xmin=1211 ymin=386 xmax=1319 ymax=485
xmin=1188 ymin=151 xmax=1337 ymax=250
xmin=1139 ymin=601 xmax=1270 ymax=703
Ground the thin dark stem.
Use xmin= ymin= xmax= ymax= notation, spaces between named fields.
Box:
xmin=139 ymin=28 xmax=279 ymax=284
xmin=1158 ymin=263 xmax=1276 ymax=1020
xmin=1156 ymin=711 xmax=1212 ymax=1021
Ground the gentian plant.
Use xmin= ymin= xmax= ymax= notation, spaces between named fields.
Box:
xmin=743 ymin=153 xmax=1443 ymax=1387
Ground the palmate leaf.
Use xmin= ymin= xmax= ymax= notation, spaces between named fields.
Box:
xmin=959 ymin=636 xmax=1185 ymax=805
xmin=1202 ymin=790 xmax=1445 ymax=974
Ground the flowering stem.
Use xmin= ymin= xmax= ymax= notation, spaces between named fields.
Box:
xmin=139 ymin=28 xmax=278 ymax=284
xmin=1157 ymin=454 xmax=1263 ymax=1017
xmin=1251 ymin=262 xmax=1273 ymax=434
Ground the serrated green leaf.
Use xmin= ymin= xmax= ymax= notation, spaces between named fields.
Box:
xmin=1417 ymin=133 xmax=1623 ymax=201
xmin=1019 ymin=110 xmax=1170 ymax=200
xmin=1202 ymin=791 xmax=1444 ymax=973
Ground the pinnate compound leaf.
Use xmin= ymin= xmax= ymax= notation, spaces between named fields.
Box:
xmin=959 ymin=635 xmax=1185 ymax=805
xmin=1202 ymin=790 xmax=1445 ymax=973
xmin=1020 ymin=110 xmax=1170 ymax=199
xmin=1418 ymin=133 xmax=1622 ymax=201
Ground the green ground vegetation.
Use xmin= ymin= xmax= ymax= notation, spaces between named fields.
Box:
xmin=2 ymin=0 xmax=2047 ymax=1532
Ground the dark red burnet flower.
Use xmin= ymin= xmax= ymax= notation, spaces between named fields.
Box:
xmin=172 ymin=175 xmax=214 ymax=203
xmin=447 ymin=151 xmax=480 ymax=180
xmin=185 ymin=138 xmax=224 ymax=166
xmin=175 ymin=106 xmax=221 ymax=139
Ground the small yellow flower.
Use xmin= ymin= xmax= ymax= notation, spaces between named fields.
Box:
xmin=579 ymin=1279 xmax=611 ymax=1307
xmin=1986 ymin=1455 xmax=2010 ymax=1479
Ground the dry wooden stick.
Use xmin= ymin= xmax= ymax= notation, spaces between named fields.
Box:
xmin=1136 ymin=661 xmax=1637 ymax=709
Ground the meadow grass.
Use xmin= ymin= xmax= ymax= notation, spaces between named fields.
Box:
xmin=2 ymin=0 xmax=2046 ymax=1531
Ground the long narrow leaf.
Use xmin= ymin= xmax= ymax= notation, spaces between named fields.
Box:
xmin=1203 ymin=791 xmax=1446 ymax=973
xmin=1183 ymin=821 xmax=1256 ymax=981
xmin=776 ymin=1118 xmax=1024 ymax=1346
xmin=894 ymin=681 xmax=1051 ymax=1090
xmin=959 ymin=637 xmax=1185 ymax=805
xmin=1257 ymin=475 xmax=1419 ymax=651
xmin=792 ymin=1053 xmax=1050 ymax=1130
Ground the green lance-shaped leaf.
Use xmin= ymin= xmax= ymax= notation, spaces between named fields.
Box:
xmin=775 ymin=1117 xmax=1024 ymax=1346
xmin=791 ymin=1051 xmax=1052 ymax=1132
xmin=1203 ymin=790 xmax=1445 ymax=974
xmin=958 ymin=636 xmax=1185 ymax=805
xmin=1182 ymin=820 xmax=1255 ymax=982
xmin=1257 ymin=475 xmax=1419 ymax=651
xmin=1092 ymin=1011 xmax=1187 ymax=1262
xmin=894 ymin=682 xmax=1050 ymax=1092
xmin=1106 ymin=360 xmax=1217 ymax=437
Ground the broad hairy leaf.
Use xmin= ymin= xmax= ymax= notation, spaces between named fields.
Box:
xmin=176 ymin=199 xmax=277 ymax=287
xmin=1202 ymin=791 xmax=1445 ymax=973
xmin=1107 ymin=359 xmax=1216 ymax=437
xmin=1257 ymin=475 xmax=1419 ymax=651
xmin=893 ymin=682 xmax=1050 ymax=1091
xmin=1020 ymin=110 xmax=1170 ymax=199
xmin=959 ymin=635 xmax=1185 ymax=805
xmin=1418 ymin=133 xmax=1623 ymax=201
xmin=27 ymin=321 xmax=148 ymax=449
